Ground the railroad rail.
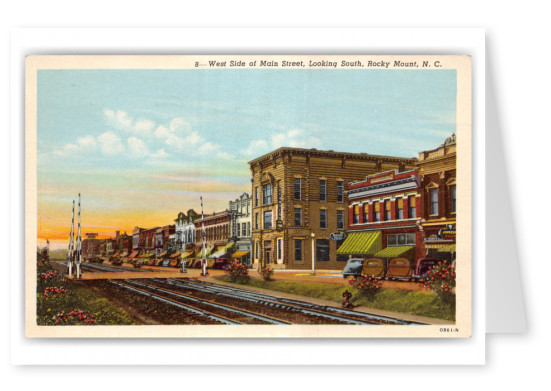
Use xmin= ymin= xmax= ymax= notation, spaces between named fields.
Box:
xmin=158 ymin=278 xmax=425 ymax=325
xmin=116 ymin=279 xmax=291 ymax=325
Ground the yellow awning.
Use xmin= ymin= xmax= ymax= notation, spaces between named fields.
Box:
xmin=437 ymin=244 xmax=456 ymax=253
xmin=231 ymin=251 xmax=250 ymax=259
xmin=181 ymin=251 xmax=194 ymax=259
xmin=336 ymin=231 xmax=382 ymax=255
xmin=374 ymin=246 xmax=414 ymax=258
xmin=208 ymin=243 xmax=235 ymax=259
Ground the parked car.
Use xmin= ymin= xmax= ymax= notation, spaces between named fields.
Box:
xmin=361 ymin=258 xmax=385 ymax=278
xmin=412 ymin=257 xmax=439 ymax=281
xmin=385 ymin=258 xmax=412 ymax=280
xmin=213 ymin=258 xmax=231 ymax=270
xmin=342 ymin=258 xmax=365 ymax=278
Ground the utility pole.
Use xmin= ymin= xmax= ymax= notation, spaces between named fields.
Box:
xmin=75 ymin=193 xmax=82 ymax=279
xmin=200 ymin=196 xmax=207 ymax=276
xmin=67 ymin=200 xmax=75 ymax=276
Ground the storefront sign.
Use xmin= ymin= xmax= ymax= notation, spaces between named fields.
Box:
xmin=329 ymin=232 xmax=347 ymax=241
xmin=438 ymin=224 xmax=456 ymax=240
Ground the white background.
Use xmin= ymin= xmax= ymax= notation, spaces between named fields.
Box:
xmin=2 ymin=0 xmax=547 ymax=388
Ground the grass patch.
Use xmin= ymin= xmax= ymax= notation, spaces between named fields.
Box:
xmin=215 ymin=275 xmax=455 ymax=322
xmin=38 ymin=264 xmax=140 ymax=325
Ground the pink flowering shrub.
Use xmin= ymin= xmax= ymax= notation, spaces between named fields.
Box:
xmin=349 ymin=275 xmax=383 ymax=300
xmin=423 ymin=262 xmax=456 ymax=303
xmin=226 ymin=261 xmax=249 ymax=284
xmin=259 ymin=266 xmax=274 ymax=281
xmin=53 ymin=310 xmax=97 ymax=325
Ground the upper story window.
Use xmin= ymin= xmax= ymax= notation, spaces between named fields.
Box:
xmin=450 ymin=184 xmax=457 ymax=213
xmin=255 ymin=213 xmax=259 ymax=230
xmin=337 ymin=181 xmax=344 ymax=203
xmin=294 ymin=178 xmax=301 ymax=200
xmin=409 ymin=196 xmax=417 ymax=218
xmin=263 ymin=210 xmax=273 ymax=229
xmin=363 ymin=204 xmax=369 ymax=223
xmin=255 ymin=187 xmax=259 ymax=207
xmin=374 ymin=202 xmax=381 ymax=222
xmin=337 ymin=210 xmax=344 ymax=230
xmin=430 ymin=188 xmax=439 ymax=215
xmin=320 ymin=209 xmax=327 ymax=229
xmin=384 ymin=200 xmax=391 ymax=221
xmin=263 ymin=184 xmax=272 ymax=205
xmin=353 ymin=204 xmax=359 ymax=224
xmin=294 ymin=208 xmax=302 ymax=226
xmin=396 ymin=198 xmax=404 ymax=220
xmin=319 ymin=180 xmax=327 ymax=202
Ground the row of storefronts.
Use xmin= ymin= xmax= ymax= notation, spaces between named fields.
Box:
xmin=82 ymin=135 xmax=456 ymax=272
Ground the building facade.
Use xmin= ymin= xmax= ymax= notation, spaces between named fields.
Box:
xmin=338 ymin=169 xmax=424 ymax=267
xmin=417 ymin=134 xmax=457 ymax=262
xmin=249 ymin=147 xmax=417 ymax=270
xmin=229 ymin=193 xmax=252 ymax=266
xmin=174 ymin=210 xmax=198 ymax=251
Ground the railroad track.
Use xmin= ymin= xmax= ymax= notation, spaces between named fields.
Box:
xmin=156 ymin=278 xmax=425 ymax=325
xmin=111 ymin=279 xmax=290 ymax=325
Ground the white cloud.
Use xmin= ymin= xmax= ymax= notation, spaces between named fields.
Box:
xmin=98 ymin=131 xmax=124 ymax=156
xmin=150 ymin=149 xmax=169 ymax=159
xmin=104 ymin=109 xmax=132 ymax=129
xmin=169 ymin=117 xmax=191 ymax=132
xmin=154 ymin=125 xmax=170 ymax=139
xmin=134 ymin=119 xmax=155 ymax=134
xmin=53 ymin=135 xmax=97 ymax=155
xmin=271 ymin=128 xmax=322 ymax=149
xmin=198 ymin=142 xmax=220 ymax=154
xmin=184 ymin=131 xmax=201 ymax=145
xmin=242 ymin=139 xmax=269 ymax=156
xmin=127 ymin=137 xmax=148 ymax=156
xmin=242 ymin=128 xmax=322 ymax=158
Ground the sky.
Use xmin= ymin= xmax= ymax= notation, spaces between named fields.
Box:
xmin=37 ymin=68 xmax=457 ymax=249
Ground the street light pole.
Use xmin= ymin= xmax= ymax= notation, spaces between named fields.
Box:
xmin=311 ymin=232 xmax=315 ymax=275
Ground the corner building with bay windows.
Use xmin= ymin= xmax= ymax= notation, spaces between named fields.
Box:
xmin=417 ymin=134 xmax=457 ymax=262
xmin=248 ymin=147 xmax=416 ymax=270
xmin=338 ymin=169 xmax=425 ymax=268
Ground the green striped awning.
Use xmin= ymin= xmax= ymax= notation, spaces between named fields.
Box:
xmin=208 ymin=243 xmax=235 ymax=259
xmin=437 ymin=244 xmax=456 ymax=253
xmin=336 ymin=231 xmax=382 ymax=255
xmin=374 ymin=246 xmax=415 ymax=258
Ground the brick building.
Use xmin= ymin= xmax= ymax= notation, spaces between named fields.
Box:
xmin=338 ymin=169 xmax=424 ymax=267
xmin=193 ymin=211 xmax=234 ymax=262
xmin=418 ymin=134 xmax=457 ymax=262
xmin=248 ymin=147 xmax=416 ymax=271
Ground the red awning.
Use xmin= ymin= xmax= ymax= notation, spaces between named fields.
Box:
xmin=128 ymin=251 xmax=139 ymax=259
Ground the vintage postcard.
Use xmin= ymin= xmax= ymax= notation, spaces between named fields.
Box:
xmin=25 ymin=54 xmax=471 ymax=338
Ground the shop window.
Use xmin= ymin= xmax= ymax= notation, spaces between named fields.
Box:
xmin=316 ymin=239 xmax=330 ymax=262
xmin=397 ymin=198 xmax=404 ymax=220
xmin=387 ymin=233 xmax=416 ymax=246
xmin=430 ymin=188 xmax=439 ymax=215
xmin=337 ymin=181 xmax=344 ymax=203
xmin=337 ymin=210 xmax=344 ymax=230
xmin=263 ymin=210 xmax=273 ymax=229
xmin=320 ymin=180 xmax=327 ymax=202
xmin=294 ymin=239 xmax=303 ymax=261
xmin=277 ymin=238 xmax=283 ymax=261
xmin=294 ymin=208 xmax=302 ymax=226
xmin=294 ymin=178 xmax=301 ymax=200
xmin=255 ymin=241 xmax=259 ymax=260
xmin=320 ymin=209 xmax=327 ymax=229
